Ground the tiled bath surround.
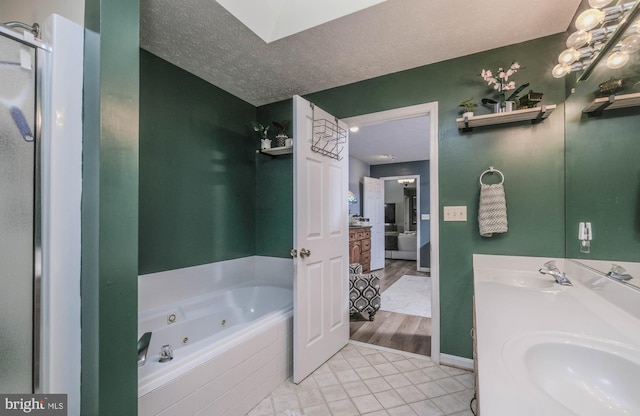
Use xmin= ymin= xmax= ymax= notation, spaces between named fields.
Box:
xmin=138 ymin=315 xmax=292 ymax=415
xmin=138 ymin=256 xmax=293 ymax=416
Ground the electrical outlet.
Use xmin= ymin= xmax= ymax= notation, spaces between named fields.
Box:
xmin=444 ymin=206 xmax=467 ymax=221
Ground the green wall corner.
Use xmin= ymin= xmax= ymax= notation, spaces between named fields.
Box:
xmin=81 ymin=0 xmax=139 ymax=414
xmin=139 ymin=50 xmax=257 ymax=274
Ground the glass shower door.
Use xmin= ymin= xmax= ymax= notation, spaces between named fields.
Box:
xmin=0 ymin=32 xmax=37 ymax=393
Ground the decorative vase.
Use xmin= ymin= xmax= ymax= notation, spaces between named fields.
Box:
xmin=260 ymin=138 xmax=271 ymax=150
xmin=285 ymin=138 xmax=293 ymax=147
xmin=462 ymin=111 xmax=474 ymax=119
xmin=493 ymin=101 xmax=515 ymax=113
xmin=275 ymin=134 xmax=287 ymax=147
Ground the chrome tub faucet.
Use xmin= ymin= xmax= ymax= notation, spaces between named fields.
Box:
xmin=138 ymin=332 xmax=152 ymax=367
xmin=539 ymin=260 xmax=572 ymax=286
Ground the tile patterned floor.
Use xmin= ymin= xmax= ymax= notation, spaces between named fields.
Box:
xmin=248 ymin=342 xmax=476 ymax=416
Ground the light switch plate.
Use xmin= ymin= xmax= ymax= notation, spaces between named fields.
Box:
xmin=421 ymin=214 xmax=430 ymax=220
xmin=444 ymin=206 xmax=467 ymax=221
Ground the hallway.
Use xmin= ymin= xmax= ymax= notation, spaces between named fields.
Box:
xmin=350 ymin=260 xmax=431 ymax=356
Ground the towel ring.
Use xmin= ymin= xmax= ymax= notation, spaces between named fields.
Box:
xmin=479 ymin=166 xmax=504 ymax=185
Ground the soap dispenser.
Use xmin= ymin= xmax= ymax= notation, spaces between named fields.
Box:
xmin=578 ymin=222 xmax=592 ymax=254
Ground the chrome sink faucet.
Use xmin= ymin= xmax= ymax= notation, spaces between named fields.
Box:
xmin=607 ymin=264 xmax=633 ymax=281
xmin=539 ymin=260 xmax=572 ymax=286
xmin=138 ymin=332 xmax=152 ymax=367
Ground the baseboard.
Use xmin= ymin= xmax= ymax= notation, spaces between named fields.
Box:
xmin=439 ymin=353 xmax=474 ymax=370
xmin=348 ymin=341 xmax=432 ymax=361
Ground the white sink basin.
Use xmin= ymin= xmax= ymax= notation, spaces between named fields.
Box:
xmin=504 ymin=332 xmax=640 ymax=415
xmin=487 ymin=272 xmax=556 ymax=289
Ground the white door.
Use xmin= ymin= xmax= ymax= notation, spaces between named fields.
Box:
xmin=293 ymin=95 xmax=349 ymax=383
xmin=363 ymin=177 xmax=385 ymax=271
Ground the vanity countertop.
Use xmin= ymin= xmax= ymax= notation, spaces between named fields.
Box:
xmin=473 ymin=254 xmax=640 ymax=416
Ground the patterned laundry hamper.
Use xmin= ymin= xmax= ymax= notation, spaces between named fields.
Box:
xmin=348 ymin=263 xmax=381 ymax=321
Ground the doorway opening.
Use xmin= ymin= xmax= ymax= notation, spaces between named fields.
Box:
xmin=344 ymin=102 xmax=440 ymax=362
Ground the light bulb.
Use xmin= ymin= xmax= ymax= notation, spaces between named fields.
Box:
xmin=606 ymin=51 xmax=629 ymax=69
xmin=566 ymin=30 xmax=592 ymax=49
xmin=558 ymin=48 xmax=581 ymax=65
xmin=552 ymin=63 xmax=571 ymax=78
xmin=621 ymin=34 xmax=640 ymax=54
xmin=575 ymin=8 xmax=606 ymax=31
xmin=588 ymin=0 xmax=613 ymax=8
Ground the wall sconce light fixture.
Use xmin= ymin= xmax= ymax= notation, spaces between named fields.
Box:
xmin=552 ymin=0 xmax=640 ymax=79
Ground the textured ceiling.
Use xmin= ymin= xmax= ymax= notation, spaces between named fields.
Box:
xmin=349 ymin=116 xmax=430 ymax=165
xmin=140 ymin=0 xmax=581 ymax=107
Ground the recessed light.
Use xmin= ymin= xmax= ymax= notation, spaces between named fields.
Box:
xmin=349 ymin=126 xmax=359 ymax=133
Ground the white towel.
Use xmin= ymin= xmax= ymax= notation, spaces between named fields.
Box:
xmin=478 ymin=183 xmax=508 ymax=237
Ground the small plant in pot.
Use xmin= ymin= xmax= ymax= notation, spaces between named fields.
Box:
xmin=459 ymin=98 xmax=478 ymax=118
xmin=272 ymin=120 xmax=290 ymax=147
xmin=251 ymin=122 xmax=270 ymax=149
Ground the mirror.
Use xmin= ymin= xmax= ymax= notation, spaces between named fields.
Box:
xmin=383 ymin=178 xmax=418 ymax=261
xmin=564 ymin=0 xmax=640 ymax=286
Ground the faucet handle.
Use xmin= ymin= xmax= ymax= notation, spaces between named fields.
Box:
xmin=610 ymin=263 xmax=627 ymax=275
xmin=607 ymin=264 xmax=633 ymax=281
xmin=543 ymin=260 xmax=557 ymax=270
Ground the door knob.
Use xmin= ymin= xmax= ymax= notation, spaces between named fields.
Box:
xmin=300 ymin=248 xmax=311 ymax=258
xmin=290 ymin=249 xmax=297 ymax=258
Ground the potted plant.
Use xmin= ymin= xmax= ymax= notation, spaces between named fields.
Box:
xmin=251 ymin=122 xmax=270 ymax=149
xmin=459 ymin=98 xmax=478 ymax=118
xmin=480 ymin=61 xmax=529 ymax=112
xmin=272 ymin=120 xmax=290 ymax=147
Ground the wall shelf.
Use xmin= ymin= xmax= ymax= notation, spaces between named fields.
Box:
xmin=456 ymin=105 xmax=556 ymax=130
xmin=583 ymin=93 xmax=640 ymax=115
xmin=258 ymin=145 xmax=293 ymax=156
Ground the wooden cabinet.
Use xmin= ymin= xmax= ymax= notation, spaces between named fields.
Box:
xmin=349 ymin=227 xmax=371 ymax=273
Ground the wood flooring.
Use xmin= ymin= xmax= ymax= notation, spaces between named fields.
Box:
xmin=350 ymin=259 xmax=432 ymax=356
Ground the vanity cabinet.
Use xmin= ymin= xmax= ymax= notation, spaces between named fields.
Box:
xmin=349 ymin=227 xmax=371 ymax=273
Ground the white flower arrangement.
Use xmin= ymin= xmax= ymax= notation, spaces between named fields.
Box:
xmin=480 ymin=61 xmax=528 ymax=108
xmin=481 ymin=61 xmax=520 ymax=92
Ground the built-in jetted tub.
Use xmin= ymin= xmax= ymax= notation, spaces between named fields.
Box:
xmin=138 ymin=257 xmax=293 ymax=416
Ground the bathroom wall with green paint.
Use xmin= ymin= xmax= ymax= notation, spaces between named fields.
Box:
xmin=565 ymin=61 xmax=640 ymax=261
xmin=81 ymin=0 xmax=139 ymax=414
xmin=299 ymin=34 xmax=567 ymax=358
xmin=139 ymin=50 xmax=257 ymax=274
xmin=255 ymin=100 xmax=294 ymax=257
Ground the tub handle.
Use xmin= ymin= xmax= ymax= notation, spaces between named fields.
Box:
xmin=300 ymin=248 xmax=311 ymax=258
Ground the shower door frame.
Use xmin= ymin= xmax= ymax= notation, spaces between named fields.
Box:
xmin=0 ymin=24 xmax=49 ymax=393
